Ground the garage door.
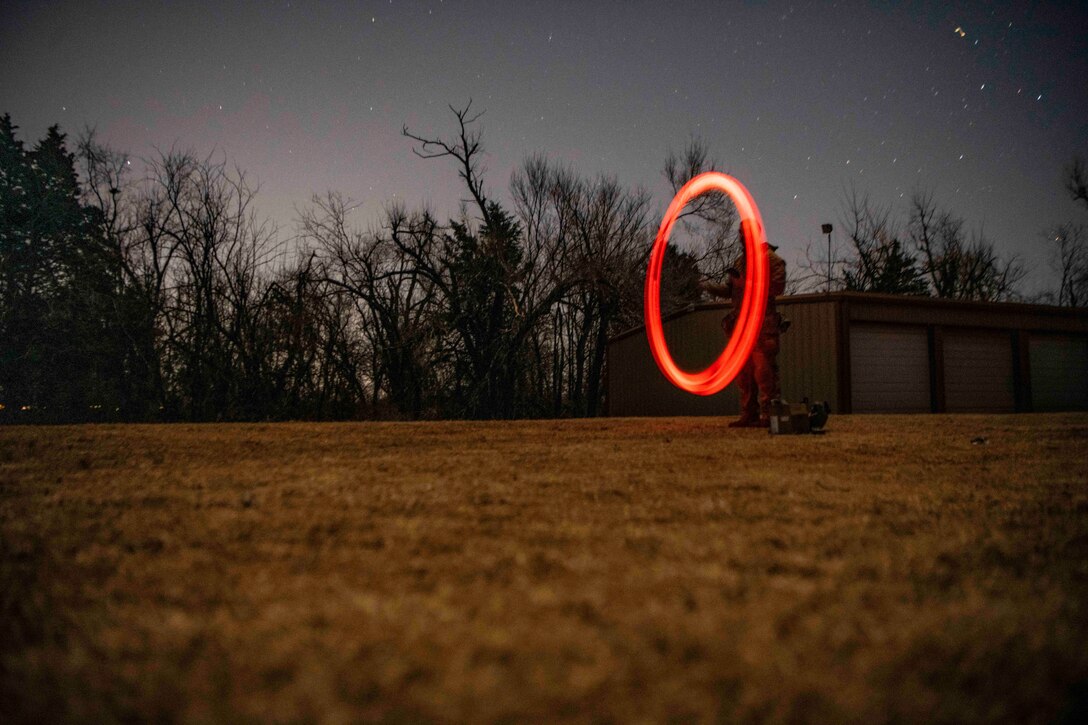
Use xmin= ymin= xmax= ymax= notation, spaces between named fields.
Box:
xmin=1030 ymin=335 xmax=1088 ymax=411
xmin=850 ymin=324 xmax=931 ymax=413
xmin=944 ymin=330 xmax=1015 ymax=412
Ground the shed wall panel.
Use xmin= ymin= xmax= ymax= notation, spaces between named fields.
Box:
xmin=608 ymin=308 xmax=739 ymax=416
xmin=943 ymin=330 xmax=1015 ymax=412
xmin=777 ymin=301 xmax=838 ymax=409
xmin=1029 ymin=335 xmax=1088 ymax=411
xmin=607 ymin=294 xmax=1088 ymax=417
xmin=850 ymin=324 xmax=930 ymax=413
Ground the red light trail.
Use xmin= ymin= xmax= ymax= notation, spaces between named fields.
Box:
xmin=644 ymin=172 xmax=769 ymax=396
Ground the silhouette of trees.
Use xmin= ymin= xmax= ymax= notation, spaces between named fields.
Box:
xmin=0 ymin=109 xmax=719 ymax=422
xmin=0 ymin=120 xmax=364 ymax=423
xmin=1067 ymin=157 xmax=1088 ymax=209
xmin=304 ymin=105 xmax=662 ymax=418
xmin=796 ymin=188 xmax=1024 ymax=301
xmin=1 ymin=116 xmax=124 ymax=422
xmin=510 ymin=155 xmax=653 ymax=416
xmin=303 ymin=196 xmax=445 ymax=417
xmin=77 ymin=130 xmax=162 ymax=419
xmin=839 ymin=189 xmax=928 ymax=295
xmin=4 ymin=108 xmax=1062 ymax=423
xmin=663 ymin=137 xmax=739 ymax=285
xmin=401 ymin=104 xmax=581 ymax=418
xmin=1044 ymin=158 xmax=1088 ymax=307
xmin=0 ymin=112 xmax=706 ymax=421
xmin=909 ymin=192 xmax=1025 ymax=302
xmin=1048 ymin=223 xmax=1086 ymax=307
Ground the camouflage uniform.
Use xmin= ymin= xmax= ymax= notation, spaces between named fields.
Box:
xmin=704 ymin=243 xmax=788 ymax=427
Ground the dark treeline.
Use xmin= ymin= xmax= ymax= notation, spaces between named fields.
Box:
xmin=796 ymin=167 xmax=1088 ymax=302
xmin=2 ymin=108 xmax=1083 ymax=423
xmin=0 ymin=107 xmax=722 ymax=423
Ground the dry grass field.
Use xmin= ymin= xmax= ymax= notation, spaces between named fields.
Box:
xmin=2 ymin=414 xmax=1088 ymax=723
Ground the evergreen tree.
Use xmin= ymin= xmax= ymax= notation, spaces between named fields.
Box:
xmin=445 ymin=202 xmax=526 ymax=418
xmin=0 ymin=114 xmax=37 ymax=419
xmin=0 ymin=117 xmax=121 ymax=421
xmin=843 ymin=235 xmax=929 ymax=295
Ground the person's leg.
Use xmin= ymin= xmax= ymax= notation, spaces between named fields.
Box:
xmin=730 ymin=358 xmax=760 ymax=426
xmin=753 ymin=333 xmax=781 ymax=423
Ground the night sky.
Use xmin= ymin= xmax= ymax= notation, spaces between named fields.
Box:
xmin=3 ymin=0 xmax=1086 ymax=293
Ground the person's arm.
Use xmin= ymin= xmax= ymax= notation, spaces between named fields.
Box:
xmin=700 ymin=280 xmax=732 ymax=298
xmin=728 ymin=264 xmax=744 ymax=297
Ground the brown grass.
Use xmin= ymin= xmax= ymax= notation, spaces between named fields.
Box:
xmin=2 ymin=414 xmax=1087 ymax=723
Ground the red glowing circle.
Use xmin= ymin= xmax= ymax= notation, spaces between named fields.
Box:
xmin=644 ymin=172 xmax=769 ymax=396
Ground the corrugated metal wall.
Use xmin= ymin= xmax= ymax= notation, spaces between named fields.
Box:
xmin=1029 ymin=334 xmax=1088 ymax=411
xmin=608 ymin=307 xmax=740 ymax=416
xmin=777 ymin=300 xmax=839 ymax=408
xmin=850 ymin=324 xmax=931 ymax=413
xmin=608 ymin=292 xmax=1088 ymax=416
xmin=607 ymin=299 xmax=839 ymax=416
xmin=943 ymin=330 xmax=1016 ymax=412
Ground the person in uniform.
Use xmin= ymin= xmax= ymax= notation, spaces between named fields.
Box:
xmin=700 ymin=238 xmax=788 ymax=428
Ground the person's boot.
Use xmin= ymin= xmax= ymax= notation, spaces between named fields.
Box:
xmin=757 ymin=402 xmax=773 ymax=429
xmin=728 ymin=412 xmax=761 ymax=428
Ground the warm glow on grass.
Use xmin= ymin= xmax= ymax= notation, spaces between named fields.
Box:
xmin=2 ymin=416 xmax=1087 ymax=721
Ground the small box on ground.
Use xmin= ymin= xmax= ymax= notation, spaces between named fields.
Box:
xmin=769 ymin=399 xmax=812 ymax=435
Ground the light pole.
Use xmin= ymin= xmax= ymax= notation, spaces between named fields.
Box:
xmin=821 ymin=223 xmax=833 ymax=292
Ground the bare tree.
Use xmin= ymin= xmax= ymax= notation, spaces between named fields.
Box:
xmin=303 ymin=194 xmax=444 ymax=417
xmin=909 ymin=192 xmax=1025 ymax=301
xmin=403 ymin=104 xmax=576 ymax=417
xmin=259 ymin=250 xmax=368 ymax=418
xmin=1044 ymin=158 xmax=1088 ymax=307
xmin=563 ymin=172 xmax=651 ymax=415
xmin=404 ymin=102 xmax=492 ymax=227
xmin=509 ymin=155 xmax=652 ymax=416
xmin=133 ymin=149 xmax=285 ymax=419
xmin=838 ymin=188 xmax=927 ymax=295
xmin=77 ymin=131 xmax=176 ymax=418
xmin=1067 ymin=157 xmax=1088 ymax=210
xmin=510 ymin=155 xmax=578 ymax=413
xmin=1047 ymin=223 xmax=1087 ymax=307
xmin=663 ymin=137 xmax=739 ymax=284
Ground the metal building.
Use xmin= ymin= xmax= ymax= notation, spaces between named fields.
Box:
xmin=606 ymin=292 xmax=1088 ymax=416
